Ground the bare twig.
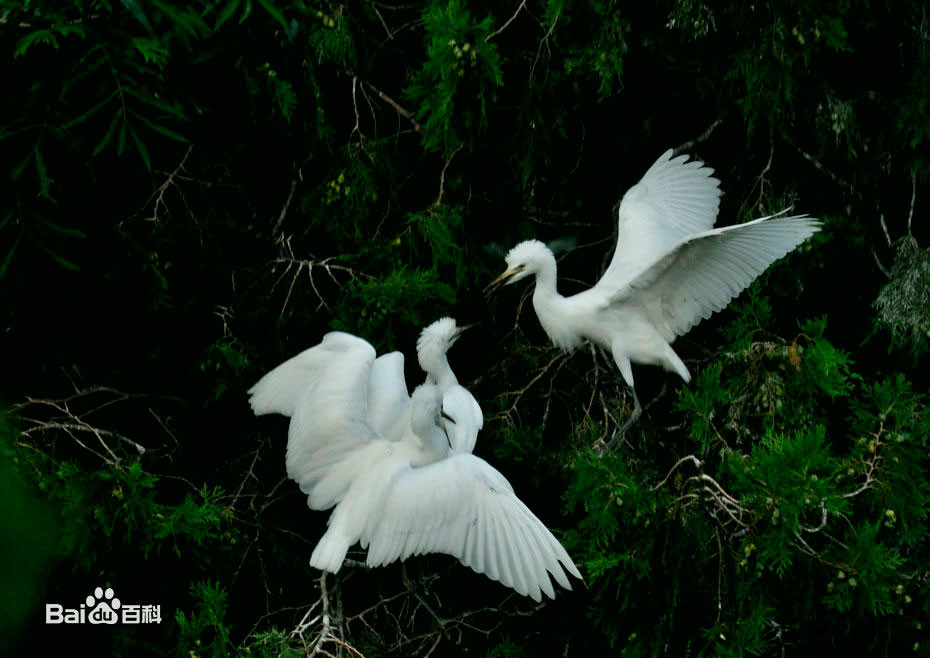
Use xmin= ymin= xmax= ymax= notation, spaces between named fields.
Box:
xmin=269 ymin=238 xmax=372 ymax=314
xmin=352 ymin=75 xmax=421 ymax=132
xmin=272 ymin=178 xmax=299 ymax=239
xmin=433 ymin=145 xmax=463 ymax=207
xmin=879 ymin=212 xmax=892 ymax=247
xmin=139 ymin=144 xmax=195 ymax=223
xmin=486 ymin=0 xmax=527 ymax=41
xmin=674 ymin=119 xmax=723 ymax=155
xmin=793 ymin=143 xmax=849 ymax=189
xmin=653 ymin=455 xmax=703 ymax=490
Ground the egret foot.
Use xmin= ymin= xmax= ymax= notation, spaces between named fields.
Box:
xmin=597 ymin=390 xmax=642 ymax=456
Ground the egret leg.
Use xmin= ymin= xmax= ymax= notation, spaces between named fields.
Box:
xmin=598 ymin=348 xmax=642 ymax=455
xmin=599 ymin=388 xmax=641 ymax=456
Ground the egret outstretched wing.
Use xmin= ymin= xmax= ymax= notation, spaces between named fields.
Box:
xmin=594 ymin=150 xmax=721 ymax=296
xmin=282 ymin=334 xmax=382 ymax=508
xmin=363 ymin=453 xmax=581 ymax=602
xmin=368 ymin=351 xmax=411 ymax=443
xmin=248 ymin=332 xmax=371 ymax=418
xmin=618 ymin=214 xmax=821 ymax=341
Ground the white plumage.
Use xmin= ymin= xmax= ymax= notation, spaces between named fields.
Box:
xmin=416 ymin=317 xmax=484 ymax=454
xmin=247 ymin=331 xmax=580 ymax=601
xmin=488 ymin=149 xmax=821 ymax=442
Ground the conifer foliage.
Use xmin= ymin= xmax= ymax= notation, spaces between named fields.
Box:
xmin=1 ymin=1 xmax=928 ymax=656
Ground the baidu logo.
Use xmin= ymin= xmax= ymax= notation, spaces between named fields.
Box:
xmin=45 ymin=587 xmax=162 ymax=625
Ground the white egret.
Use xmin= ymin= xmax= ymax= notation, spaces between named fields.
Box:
xmin=488 ymin=149 xmax=821 ymax=446
xmin=352 ymin=317 xmax=482 ymax=452
xmin=248 ymin=332 xmax=581 ymax=601
xmin=417 ymin=317 xmax=483 ymax=453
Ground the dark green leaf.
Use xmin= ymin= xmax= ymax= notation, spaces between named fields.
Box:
xmin=120 ymin=0 xmax=154 ymax=32
xmin=0 ymin=230 xmax=23 ymax=280
xmin=239 ymin=0 xmax=253 ymax=23
xmin=34 ymin=148 xmax=52 ymax=200
xmin=256 ymin=0 xmax=287 ymax=30
xmin=62 ymin=91 xmax=118 ymax=131
xmin=92 ymin=112 xmax=121 ymax=157
xmin=128 ymin=124 xmax=152 ymax=170
xmin=132 ymin=112 xmax=188 ymax=142
xmin=215 ymin=0 xmax=242 ymax=29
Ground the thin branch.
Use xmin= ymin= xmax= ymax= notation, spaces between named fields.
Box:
xmin=674 ymin=119 xmax=723 ymax=154
xmin=352 ymin=75 xmax=421 ymax=132
xmin=138 ymin=144 xmax=194 ymax=223
xmin=793 ymin=143 xmax=849 ymax=189
xmin=272 ymin=178 xmax=298 ymax=239
xmin=486 ymin=0 xmax=527 ymax=41
xmin=653 ymin=455 xmax=703 ymax=490
xmin=433 ymin=145 xmax=463 ymax=207
xmin=878 ymin=212 xmax=892 ymax=248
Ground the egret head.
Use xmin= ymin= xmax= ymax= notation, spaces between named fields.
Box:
xmin=486 ymin=240 xmax=553 ymax=294
xmin=410 ymin=383 xmax=443 ymax=414
xmin=410 ymin=384 xmax=454 ymax=447
xmin=416 ymin=317 xmax=471 ymax=374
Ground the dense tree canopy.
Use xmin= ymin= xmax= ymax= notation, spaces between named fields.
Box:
xmin=1 ymin=0 xmax=928 ymax=656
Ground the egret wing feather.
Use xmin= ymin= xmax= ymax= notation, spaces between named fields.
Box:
xmin=363 ymin=454 xmax=580 ymax=602
xmin=617 ymin=215 xmax=821 ymax=341
xmin=368 ymin=351 xmax=411 ymax=442
xmin=594 ymin=150 xmax=721 ymax=296
xmin=248 ymin=332 xmax=368 ymax=417
xmin=284 ymin=334 xmax=382 ymax=504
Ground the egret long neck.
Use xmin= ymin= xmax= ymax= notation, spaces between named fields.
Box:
xmin=422 ymin=353 xmax=458 ymax=390
xmin=530 ymin=257 xmax=582 ymax=350
xmin=432 ymin=355 xmax=458 ymax=390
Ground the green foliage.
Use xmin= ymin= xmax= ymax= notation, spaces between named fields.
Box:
xmin=873 ymin=236 xmax=930 ymax=357
xmin=558 ymin=0 xmax=629 ymax=97
xmin=247 ymin=628 xmax=307 ymax=658
xmin=175 ymin=580 xmax=235 ymax=658
xmin=406 ymin=0 xmax=503 ymax=154
xmin=334 ymin=267 xmax=456 ymax=346
xmin=35 ymin=458 xmax=234 ymax=566
xmin=0 ymin=415 xmax=60 ymax=653
xmin=405 ymin=204 xmax=468 ymax=284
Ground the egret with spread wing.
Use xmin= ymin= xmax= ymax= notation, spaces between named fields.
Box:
xmin=248 ymin=332 xmax=580 ymax=601
xmin=488 ymin=149 xmax=821 ymax=448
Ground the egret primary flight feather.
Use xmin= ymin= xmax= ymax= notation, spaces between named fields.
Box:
xmin=488 ymin=149 xmax=821 ymax=446
xmin=248 ymin=331 xmax=580 ymax=601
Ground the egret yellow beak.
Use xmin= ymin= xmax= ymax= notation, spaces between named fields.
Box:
xmin=484 ymin=267 xmax=523 ymax=296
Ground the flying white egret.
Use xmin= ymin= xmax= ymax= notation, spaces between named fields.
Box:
xmin=488 ymin=149 xmax=821 ymax=447
xmin=248 ymin=331 xmax=581 ymax=601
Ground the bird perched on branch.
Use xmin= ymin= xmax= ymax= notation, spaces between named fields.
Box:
xmin=487 ymin=149 xmax=821 ymax=449
xmin=248 ymin=331 xmax=580 ymax=601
